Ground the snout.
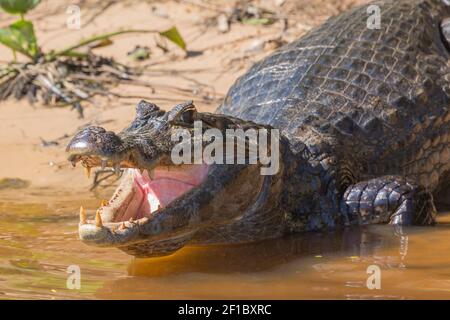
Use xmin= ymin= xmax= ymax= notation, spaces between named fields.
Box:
xmin=66 ymin=126 xmax=125 ymax=164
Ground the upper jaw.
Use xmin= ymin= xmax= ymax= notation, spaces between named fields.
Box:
xmin=66 ymin=125 xmax=165 ymax=177
xmin=66 ymin=126 xmax=127 ymax=163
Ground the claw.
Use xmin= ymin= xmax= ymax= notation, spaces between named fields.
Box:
xmin=113 ymin=163 xmax=121 ymax=178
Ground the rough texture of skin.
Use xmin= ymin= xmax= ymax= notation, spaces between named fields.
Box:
xmin=219 ymin=0 xmax=450 ymax=230
xmin=67 ymin=0 xmax=450 ymax=257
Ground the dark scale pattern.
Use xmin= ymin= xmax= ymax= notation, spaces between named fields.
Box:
xmin=219 ymin=0 xmax=450 ymax=190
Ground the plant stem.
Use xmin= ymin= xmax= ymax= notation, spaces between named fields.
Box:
xmin=12 ymin=50 xmax=17 ymax=62
xmin=50 ymin=29 xmax=158 ymax=60
xmin=44 ymin=50 xmax=88 ymax=60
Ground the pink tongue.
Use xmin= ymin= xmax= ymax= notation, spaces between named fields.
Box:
xmin=147 ymin=180 xmax=196 ymax=211
xmin=134 ymin=164 xmax=209 ymax=213
xmin=121 ymin=183 xmax=150 ymax=221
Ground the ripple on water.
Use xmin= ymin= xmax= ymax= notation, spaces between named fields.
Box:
xmin=0 ymin=200 xmax=450 ymax=299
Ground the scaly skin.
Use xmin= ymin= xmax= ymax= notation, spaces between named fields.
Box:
xmin=67 ymin=0 xmax=450 ymax=257
xmin=219 ymin=0 xmax=449 ymax=229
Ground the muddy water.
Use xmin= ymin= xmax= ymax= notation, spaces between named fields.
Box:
xmin=1 ymin=196 xmax=450 ymax=299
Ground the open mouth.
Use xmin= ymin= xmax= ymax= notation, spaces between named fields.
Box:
xmin=64 ymin=123 xmax=212 ymax=248
xmin=73 ymin=155 xmax=209 ymax=233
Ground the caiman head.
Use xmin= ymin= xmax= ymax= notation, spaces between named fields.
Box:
xmin=66 ymin=100 xmax=286 ymax=257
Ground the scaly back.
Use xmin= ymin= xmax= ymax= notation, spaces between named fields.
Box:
xmin=219 ymin=0 xmax=450 ymax=160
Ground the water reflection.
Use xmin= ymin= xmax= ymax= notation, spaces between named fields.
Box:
xmin=128 ymin=226 xmax=407 ymax=276
xmin=96 ymin=225 xmax=432 ymax=299
xmin=1 ymin=199 xmax=450 ymax=299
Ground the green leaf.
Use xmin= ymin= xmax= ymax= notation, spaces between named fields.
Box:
xmin=0 ymin=19 xmax=38 ymax=59
xmin=0 ymin=0 xmax=40 ymax=15
xmin=159 ymin=26 xmax=186 ymax=50
xmin=242 ymin=18 xmax=273 ymax=26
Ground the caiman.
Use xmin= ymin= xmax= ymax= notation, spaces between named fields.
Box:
xmin=66 ymin=0 xmax=450 ymax=257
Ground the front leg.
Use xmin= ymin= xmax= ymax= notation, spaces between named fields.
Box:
xmin=340 ymin=176 xmax=436 ymax=226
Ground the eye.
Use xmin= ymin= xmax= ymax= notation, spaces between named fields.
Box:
xmin=167 ymin=101 xmax=198 ymax=126
xmin=179 ymin=109 xmax=195 ymax=124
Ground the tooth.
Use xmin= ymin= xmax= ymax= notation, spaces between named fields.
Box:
xmin=101 ymin=200 xmax=108 ymax=207
xmin=149 ymin=170 xmax=155 ymax=180
xmin=84 ymin=166 xmax=91 ymax=178
xmin=79 ymin=206 xmax=87 ymax=224
xmin=101 ymin=160 xmax=107 ymax=170
xmin=113 ymin=163 xmax=121 ymax=178
xmin=95 ymin=210 xmax=103 ymax=227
